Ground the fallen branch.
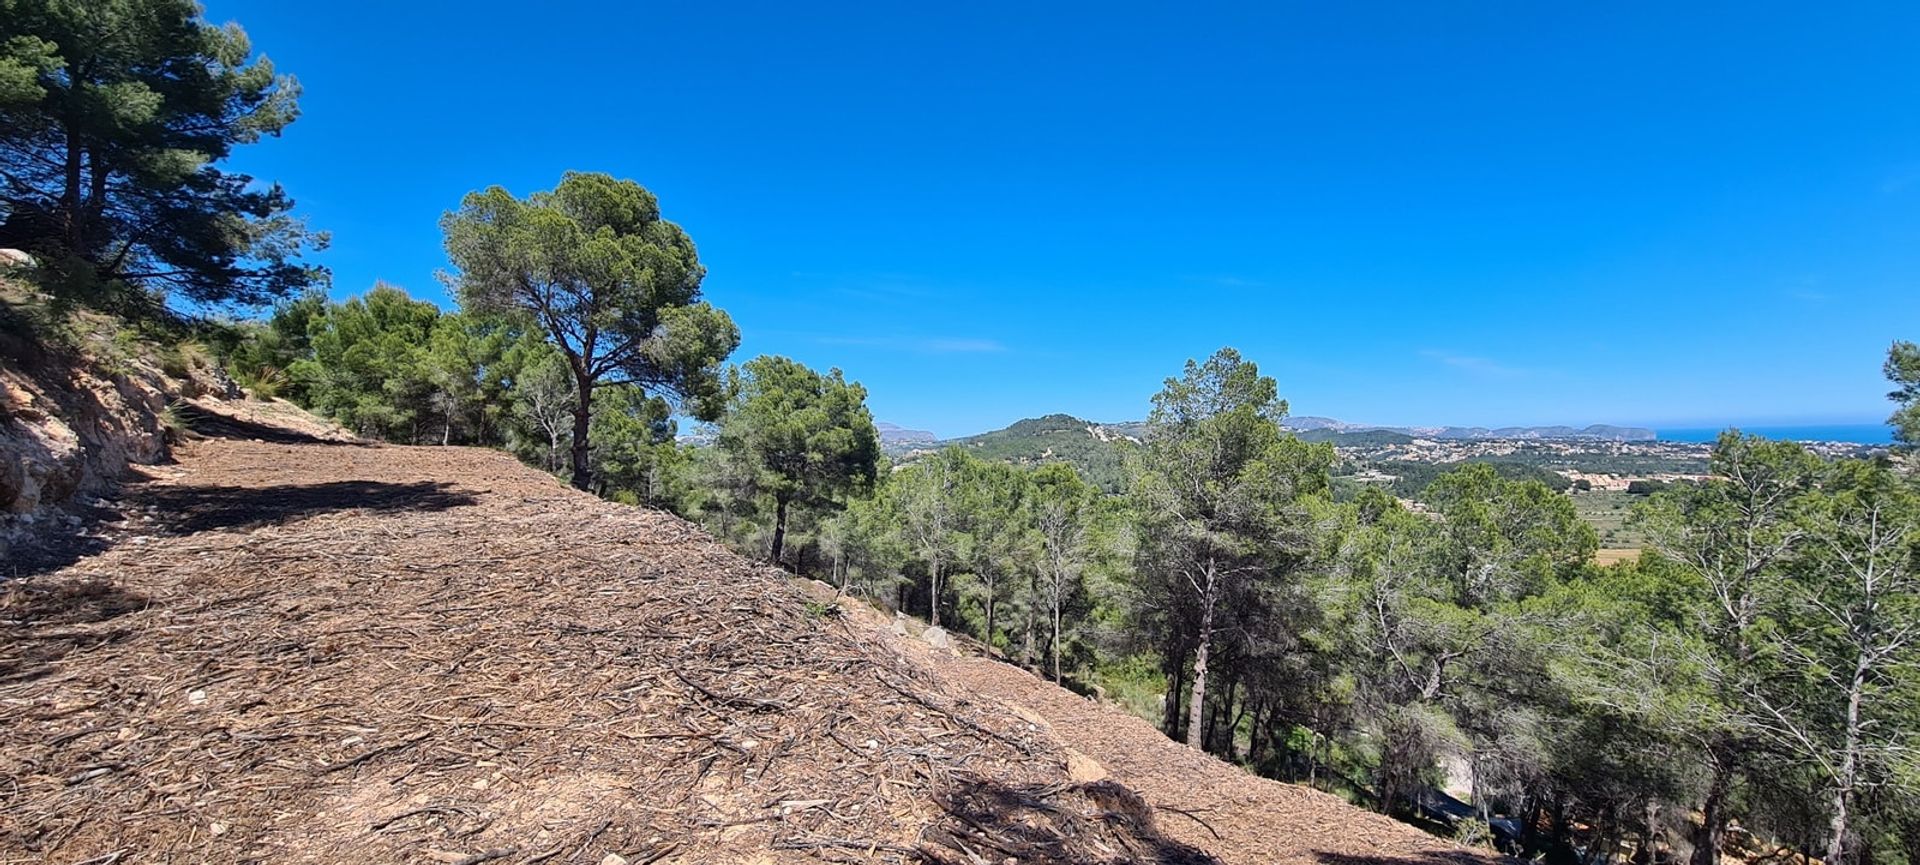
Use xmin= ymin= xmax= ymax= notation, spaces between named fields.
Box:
xmin=453 ymin=847 xmax=517 ymax=865
xmin=319 ymin=732 xmax=431 ymax=774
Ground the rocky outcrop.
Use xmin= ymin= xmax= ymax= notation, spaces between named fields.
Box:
xmin=0 ymin=293 xmax=238 ymax=561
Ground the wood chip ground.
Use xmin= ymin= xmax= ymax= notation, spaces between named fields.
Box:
xmin=0 ymin=404 xmax=1498 ymax=865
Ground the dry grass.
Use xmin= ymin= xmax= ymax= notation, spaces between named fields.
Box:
xmin=1594 ymin=548 xmax=1642 ymax=566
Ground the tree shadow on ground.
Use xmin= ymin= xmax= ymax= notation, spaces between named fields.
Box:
xmin=138 ymin=480 xmax=478 ymax=535
xmin=171 ymin=401 xmax=365 ymax=446
xmin=1315 ymin=849 xmax=1505 ymax=865
xmin=0 ymin=578 xmax=150 ymax=684
xmin=919 ymin=776 xmax=1220 ymax=864
xmin=3 ymin=480 xmax=476 ymax=579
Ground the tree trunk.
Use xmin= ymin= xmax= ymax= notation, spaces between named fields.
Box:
xmin=85 ymin=153 xmax=108 ymax=250
xmin=1220 ymin=679 xmax=1245 ymax=761
xmin=1051 ymin=602 xmax=1063 ymax=684
xmin=1827 ymin=655 xmax=1868 ymax=865
xmin=928 ymin=560 xmax=942 ymax=627
xmin=1186 ymin=582 xmax=1217 ymax=750
xmin=984 ymin=572 xmax=996 ymax=641
xmin=1635 ymin=800 xmax=1660 ymax=865
xmin=1020 ymin=602 xmax=1036 ymax=669
xmin=62 ymin=128 xmax=83 ymax=250
xmin=770 ymin=495 xmax=790 ymax=565
xmin=1162 ymin=660 xmax=1186 ymax=739
xmin=1247 ymin=699 xmax=1264 ymax=763
xmin=568 ymin=380 xmax=593 ymax=490
xmin=1693 ymin=761 xmax=1732 ymax=865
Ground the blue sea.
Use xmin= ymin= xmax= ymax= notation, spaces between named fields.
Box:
xmin=1657 ymin=424 xmax=1894 ymax=444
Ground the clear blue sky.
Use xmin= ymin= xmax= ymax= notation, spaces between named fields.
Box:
xmin=205 ymin=1 xmax=1920 ymax=437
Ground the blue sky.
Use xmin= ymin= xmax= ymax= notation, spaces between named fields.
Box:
xmin=205 ymin=1 xmax=1920 ymax=437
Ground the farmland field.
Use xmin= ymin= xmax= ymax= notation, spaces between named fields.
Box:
xmin=1572 ymin=489 xmax=1650 ymax=550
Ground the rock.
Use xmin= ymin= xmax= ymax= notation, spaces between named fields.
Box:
xmin=1065 ymin=749 xmax=1107 ymax=782
xmin=921 ymin=625 xmax=951 ymax=650
xmin=2 ymin=325 xmax=176 ymax=556
xmin=599 ymin=852 xmax=629 ymax=865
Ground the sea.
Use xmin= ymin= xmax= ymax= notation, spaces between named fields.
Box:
xmin=1656 ymin=424 xmax=1894 ymax=444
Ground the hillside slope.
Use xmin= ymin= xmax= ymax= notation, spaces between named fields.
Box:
xmin=0 ymin=404 xmax=1494 ymax=865
xmin=936 ymin=414 xmax=1135 ymax=491
xmin=0 ymin=283 xmax=244 ymax=560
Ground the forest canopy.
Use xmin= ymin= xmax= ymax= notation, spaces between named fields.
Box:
xmin=221 ymin=300 xmax=1920 ymax=865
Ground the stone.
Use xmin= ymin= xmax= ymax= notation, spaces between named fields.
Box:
xmin=1066 ymin=749 xmax=1107 ymax=782
xmin=921 ymin=625 xmax=951 ymax=650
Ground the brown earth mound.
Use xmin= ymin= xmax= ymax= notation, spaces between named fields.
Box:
xmin=0 ymin=403 xmax=1497 ymax=865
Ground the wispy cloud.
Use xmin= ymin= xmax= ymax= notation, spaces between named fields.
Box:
xmin=1420 ymin=350 xmax=1530 ymax=379
xmin=818 ymin=335 xmax=1009 ymax=354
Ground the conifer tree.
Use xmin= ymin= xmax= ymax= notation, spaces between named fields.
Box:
xmin=0 ymin=0 xmax=326 ymax=307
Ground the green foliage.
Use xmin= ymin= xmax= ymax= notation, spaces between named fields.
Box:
xmin=1887 ymin=340 xmax=1920 ymax=449
xmin=0 ymin=0 xmax=326 ymax=309
xmin=1375 ymin=459 xmax=1572 ymax=497
xmin=589 ymin=385 xmax=680 ymax=504
xmin=941 ymin=413 xmax=1134 ymax=492
xmin=801 ymin=599 xmax=843 ymax=620
xmin=1557 ymin=432 xmax=1920 ymax=865
xmin=285 ymin=283 xmax=440 ymax=440
xmin=505 ymin=343 xmax=575 ymax=471
xmin=1130 ymin=347 xmax=1333 ymax=748
xmin=441 ymin=172 xmax=740 ymax=489
xmin=1297 ymin=429 xmax=1417 ymax=446
xmin=206 ymin=284 xmax=1920 ymax=865
xmin=1423 ymin=462 xmax=1596 ymax=603
xmin=715 ymin=356 xmax=880 ymax=564
xmin=1570 ymin=489 xmax=1649 ymax=548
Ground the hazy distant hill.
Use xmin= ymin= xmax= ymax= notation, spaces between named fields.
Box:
xmin=1281 ymin=416 xmax=1655 ymax=442
xmin=926 ymin=414 xmax=1135 ymax=491
xmin=875 ymin=421 xmax=937 ymax=450
xmin=894 ymin=412 xmax=1655 ymax=491
xmin=1295 ymin=428 xmax=1417 ymax=446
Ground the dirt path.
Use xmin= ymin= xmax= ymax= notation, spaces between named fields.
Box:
xmin=927 ymin=654 xmax=1486 ymax=865
xmin=0 ymin=407 xmax=1494 ymax=865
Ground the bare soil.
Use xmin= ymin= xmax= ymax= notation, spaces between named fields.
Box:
xmin=927 ymin=654 xmax=1491 ymax=865
xmin=0 ymin=404 xmax=1497 ymax=865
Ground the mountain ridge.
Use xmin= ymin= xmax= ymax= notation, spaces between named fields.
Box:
xmin=888 ymin=414 xmax=1659 ymax=448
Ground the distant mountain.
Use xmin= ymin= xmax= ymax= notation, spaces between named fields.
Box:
xmin=912 ymin=413 xmax=1136 ymax=491
xmin=1282 ymin=416 xmax=1349 ymax=432
xmin=875 ymin=421 xmax=937 ymax=449
xmin=1278 ymin=417 xmax=1656 ymax=442
xmin=1296 ymin=428 xmax=1417 ymax=446
xmin=893 ymin=412 xmax=1655 ymax=491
